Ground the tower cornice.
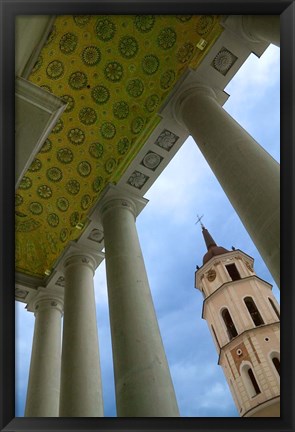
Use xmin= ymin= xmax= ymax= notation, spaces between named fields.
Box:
xmin=217 ymin=321 xmax=280 ymax=365
xmin=201 ymin=274 xmax=273 ymax=319
xmin=196 ymin=248 xmax=255 ymax=276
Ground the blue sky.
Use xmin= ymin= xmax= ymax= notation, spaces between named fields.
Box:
xmin=15 ymin=43 xmax=280 ymax=417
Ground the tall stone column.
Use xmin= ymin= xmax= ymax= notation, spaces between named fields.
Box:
xmin=99 ymin=195 xmax=179 ymax=417
xmin=172 ymin=83 xmax=280 ymax=287
xmin=59 ymin=254 xmax=103 ymax=417
xmin=25 ymin=288 xmax=63 ymax=417
xmin=241 ymin=15 xmax=280 ymax=47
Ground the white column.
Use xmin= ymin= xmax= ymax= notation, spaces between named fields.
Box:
xmin=172 ymin=83 xmax=280 ymax=287
xmin=99 ymin=196 xmax=179 ymax=417
xmin=59 ymin=254 xmax=103 ymax=417
xmin=25 ymin=289 xmax=63 ymax=417
xmin=241 ymin=15 xmax=280 ymax=47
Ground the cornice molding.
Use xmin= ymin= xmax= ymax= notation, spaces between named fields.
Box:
xmin=15 ymin=77 xmax=66 ymax=188
xmin=217 ymin=321 xmax=280 ymax=365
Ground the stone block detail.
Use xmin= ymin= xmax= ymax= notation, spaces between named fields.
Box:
xmin=140 ymin=151 xmax=163 ymax=171
xmin=15 ymin=288 xmax=28 ymax=299
xmin=155 ymin=129 xmax=179 ymax=151
xmin=127 ymin=170 xmax=149 ymax=189
xmin=88 ymin=228 xmax=104 ymax=243
xmin=211 ymin=47 xmax=238 ymax=76
xmin=55 ymin=276 xmax=65 ymax=287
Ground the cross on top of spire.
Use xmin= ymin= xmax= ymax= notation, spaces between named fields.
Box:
xmin=195 ymin=214 xmax=204 ymax=228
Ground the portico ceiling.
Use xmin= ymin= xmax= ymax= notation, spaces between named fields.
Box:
xmin=15 ymin=14 xmax=223 ymax=278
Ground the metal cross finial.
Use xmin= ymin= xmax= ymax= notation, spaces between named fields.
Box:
xmin=195 ymin=214 xmax=204 ymax=228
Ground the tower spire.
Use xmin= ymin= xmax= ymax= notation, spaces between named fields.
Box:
xmin=195 ymin=215 xmax=229 ymax=264
xmin=201 ymin=225 xmax=217 ymax=250
xmin=195 ymin=214 xmax=217 ymax=250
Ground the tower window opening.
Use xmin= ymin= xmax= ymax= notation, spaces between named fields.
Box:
xmin=269 ymin=297 xmax=280 ymax=319
xmin=244 ymin=297 xmax=264 ymax=326
xmin=241 ymin=364 xmax=261 ymax=398
xmin=221 ymin=308 xmax=238 ymax=340
xmin=272 ymin=357 xmax=280 ymax=376
xmin=247 ymin=368 xmax=261 ymax=396
xmin=225 ymin=263 xmax=241 ymax=281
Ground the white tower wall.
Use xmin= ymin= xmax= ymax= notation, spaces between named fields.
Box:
xmin=195 ymin=230 xmax=280 ymax=417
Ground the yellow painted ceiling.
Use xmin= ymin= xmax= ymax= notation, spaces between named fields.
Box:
xmin=15 ymin=14 xmax=223 ymax=278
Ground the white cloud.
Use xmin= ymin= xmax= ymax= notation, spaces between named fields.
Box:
xmin=226 ymin=45 xmax=280 ymax=105
xmin=198 ymin=381 xmax=234 ymax=410
xmin=170 ymin=361 xmax=237 ymax=416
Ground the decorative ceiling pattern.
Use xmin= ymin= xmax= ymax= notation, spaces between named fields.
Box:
xmin=15 ymin=14 xmax=223 ymax=278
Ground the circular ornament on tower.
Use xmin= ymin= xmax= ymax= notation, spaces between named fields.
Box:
xmin=207 ymin=269 xmax=216 ymax=282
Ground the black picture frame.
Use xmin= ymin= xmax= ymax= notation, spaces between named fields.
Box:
xmin=1 ymin=1 xmax=294 ymax=431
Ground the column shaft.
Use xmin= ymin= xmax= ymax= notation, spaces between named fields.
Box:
xmin=59 ymin=255 xmax=103 ymax=417
xmin=25 ymin=297 xmax=63 ymax=417
xmin=101 ymin=198 xmax=179 ymax=417
xmin=175 ymin=85 xmax=280 ymax=287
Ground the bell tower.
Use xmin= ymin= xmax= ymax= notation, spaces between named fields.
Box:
xmin=195 ymin=223 xmax=280 ymax=417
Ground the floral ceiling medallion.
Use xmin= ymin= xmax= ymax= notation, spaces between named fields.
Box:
xmin=15 ymin=14 xmax=223 ymax=278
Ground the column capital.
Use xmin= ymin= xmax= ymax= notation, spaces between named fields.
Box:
xmin=160 ymin=69 xmax=227 ymax=128
xmin=90 ymin=183 xmax=148 ymax=224
xmin=27 ymin=287 xmax=64 ymax=315
xmin=100 ymin=197 xmax=137 ymax=219
xmin=63 ymin=253 xmax=97 ymax=275
xmin=221 ymin=15 xmax=279 ymax=50
xmin=171 ymin=81 xmax=218 ymax=127
xmin=239 ymin=15 xmax=279 ymax=46
xmin=239 ymin=15 xmax=264 ymax=44
xmin=52 ymin=240 xmax=105 ymax=276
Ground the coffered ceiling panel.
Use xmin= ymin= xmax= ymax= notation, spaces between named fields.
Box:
xmin=15 ymin=14 xmax=223 ymax=278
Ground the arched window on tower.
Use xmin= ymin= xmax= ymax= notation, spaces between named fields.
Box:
xmin=241 ymin=363 xmax=261 ymax=398
xmin=272 ymin=357 xmax=280 ymax=375
xmin=247 ymin=368 xmax=261 ymax=396
xmin=268 ymin=297 xmax=280 ymax=319
xmin=270 ymin=352 xmax=280 ymax=377
xmin=244 ymin=297 xmax=264 ymax=326
xmin=221 ymin=308 xmax=238 ymax=340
